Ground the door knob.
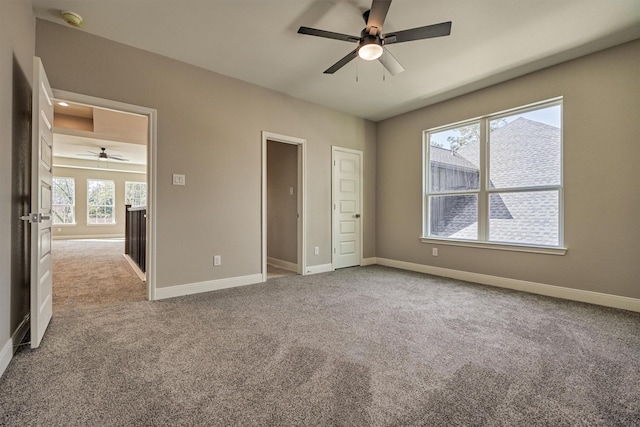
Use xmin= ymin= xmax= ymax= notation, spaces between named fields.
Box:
xmin=355 ymin=214 xmax=361 ymax=218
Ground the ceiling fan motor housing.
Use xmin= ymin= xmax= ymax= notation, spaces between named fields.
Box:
xmin=359 ymin=34 xmax=383 ymax=60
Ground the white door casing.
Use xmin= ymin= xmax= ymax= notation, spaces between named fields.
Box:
xmin=29 ymin=57 xmax=54 ymax=348
xmin=53 ymin=89 xmax=158 ymax=300
xmin=261 ymin=131 xmax=306 ymax=280
xmin=332 ymin=147 xmax=362 ymax=269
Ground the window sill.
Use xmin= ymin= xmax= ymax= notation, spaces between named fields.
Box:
xmin=420 ymin=237 xmax=567 ymax=255
xmin=53 ymin=223 xmax=77 ymax=227
xmin=86 ymin=223 xmax=117 ymax=227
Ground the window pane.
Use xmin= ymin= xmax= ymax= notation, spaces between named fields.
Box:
xmin=489 ymin=105 xmax=561 ymax=189
xmin=52 ymin=206 xmax=74 ymax=224
xmin=429 ymin=123 xmax=480 ymax=192
xmin=52 ymin=178 xmax=75 ymax=224
xmin=52 ymin=179 xmax=74 ymax=204
xmin=87 ymin=179 xmax=115 ymax=224
xmin=429 ymin=194 xmax=478 ymax=239
xmin=489 ymin=191 xmax=559 ymax=246
xmin=125 ymin=181 xmax=147 ymax=207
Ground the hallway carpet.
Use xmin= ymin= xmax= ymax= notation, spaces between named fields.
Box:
xmin=1 ymin=245 xmax=639 ymax=426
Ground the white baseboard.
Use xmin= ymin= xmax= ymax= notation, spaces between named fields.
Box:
xmin=361 ymin=257 xmax=377 ymax=266
xmin=267 ymin=257 xmax=298 ymax=273
xmin=376 ymin=258 xmax=640 ymax=313
xmin=305 ymin=263 xmax=333 ymax=275
xmin=123 ymin=254 xmax=146 ymax=281
xmin=53 ymin=234 xmax=124 ymax=240
xmin=155 ymin=273 xmax=264 ymax=300
xmin=0 ymin=338 xmax=12 ymax=379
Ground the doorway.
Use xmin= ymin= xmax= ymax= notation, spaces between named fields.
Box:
xmin=261 ymin=132 xmax=306 ymax=281
xmin=51 ymin=90 xmax=157 ymax=300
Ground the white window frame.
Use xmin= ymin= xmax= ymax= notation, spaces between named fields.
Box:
xmin=52 ymin=177 xmax=76 ymax=225
xmin=421 ymin=98 xmax=566 ymax=255
xmin=87 ymin=179 xmax=116 ymax=225
xmin=125 ymin=181 xmax=147 ymax=208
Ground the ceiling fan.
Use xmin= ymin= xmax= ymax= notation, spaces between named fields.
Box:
xmin=298 ymin=0 xmax=452 ymax=75
xmin=78 ymin=147 xmax=130 ymax=162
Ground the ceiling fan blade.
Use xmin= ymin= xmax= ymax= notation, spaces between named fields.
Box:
xmin=298 ymin=26 xmax=360 ymax=43
xmin=383 ymin=21 xmax=452 ymax=44
xmin=324 ymin=49 xmax=358 ymax=74
xmin=77 ymin=153 xmax=96 ymax=157
xmin=366 ymin=0 xmax=392 ymax=34
xmin=109 ymin=157 xmax=129 ymax=162
xmin=378 ymin=48 xmax=405 ymax=76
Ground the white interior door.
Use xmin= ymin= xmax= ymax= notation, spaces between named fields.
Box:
xmin=29 ymin=57 xmax=54 ymax=348
xmin=332 ymin=147 xmax=362 ymax=269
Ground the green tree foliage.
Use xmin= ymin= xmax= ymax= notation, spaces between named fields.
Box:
xmin=446 ymin=119 xmax=508 ymax=153
xmin=52 ymin=178 xmax=75 ymax=224
xmin=87 ymin=180 xmax=115 ymax=223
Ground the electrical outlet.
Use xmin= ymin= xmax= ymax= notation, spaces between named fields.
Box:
xmin=432 ymin=248 xmax=438 ymax=257
xmin=289 ymin=186 xmax=294 ymax=195
xmin=213 ymin=255 xmax=221 ymax=266
xmin=314 ymin=246 xmax=319 ymax=255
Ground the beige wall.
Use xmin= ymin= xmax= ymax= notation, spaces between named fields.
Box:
xmin=267 ymin=141 xmax=298 ymax=264
xmin=51 ymin=166 xmax=145 ymax=239
xmin=0 ymin=0 xmax=35 ymax=362
xmin=36 ymin=19 xmax=376 ymax=288
xmin=376 ymin=39 xmax=640 ymax=299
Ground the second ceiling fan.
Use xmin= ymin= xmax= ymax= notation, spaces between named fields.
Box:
xmin=79 ymin=147 xmax=130 ymax=162
xmin=298 ymin=0 xmax=452 ymax=75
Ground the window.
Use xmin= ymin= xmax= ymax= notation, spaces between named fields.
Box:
xmin=52 ymin=177 xmax=75 ymax=224
xmin=125 ymin=181 xmax=147 ymax=207
xmin=424 ymin=99 xmax=563 ymax=249
xmin=87 ymin=179 xmax=115 ymax=224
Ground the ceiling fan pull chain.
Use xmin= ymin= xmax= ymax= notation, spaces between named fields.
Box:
xmin=356 ymin=57 xmax=359 ymax=82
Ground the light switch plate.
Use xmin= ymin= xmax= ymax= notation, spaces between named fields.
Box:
xmin=172 ymin=174 xmax=185 ymax=186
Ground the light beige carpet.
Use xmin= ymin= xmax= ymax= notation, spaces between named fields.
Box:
xmin=52 ymin=238 xmax=146 ymax=313
xmin=1 ymin=245 xmax=639 ymax=426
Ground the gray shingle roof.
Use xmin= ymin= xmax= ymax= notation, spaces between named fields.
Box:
xmin=431 ymin=118 xmax=561 ymax=245
xmin=430 ymin=146 xmax=478 ymax=171
xmin=457 ymin=117 xmax=561 ymax=188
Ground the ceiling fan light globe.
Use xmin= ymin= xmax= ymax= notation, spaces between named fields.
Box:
xmin=358 ymin=43 xmax=383 ymax=61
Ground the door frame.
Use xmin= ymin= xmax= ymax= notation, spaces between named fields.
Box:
xmin=261 ymin=131 xmax=307 ymax=280
xmin=52 ymin=89 xmax=158 ymax=300
xmin=331 ymin=146 xmax=363 ymax=269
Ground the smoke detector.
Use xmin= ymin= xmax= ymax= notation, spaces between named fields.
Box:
xmin=61 ymin=11 xmax=83 ymax=28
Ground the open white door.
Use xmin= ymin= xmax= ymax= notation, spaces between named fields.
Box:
xmin=332 ymin=147 xmax=362 ymax=269
xmin=26 ymin=57 xmax=54 ymax=348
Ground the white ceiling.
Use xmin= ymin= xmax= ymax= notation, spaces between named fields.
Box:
xmin=32 ymin=0 xmax=640 ymax=122
xmin=53 ymin=131 xmax=147 ymax=165
xmin=52 ymin=100 xmax=148 ymax=167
